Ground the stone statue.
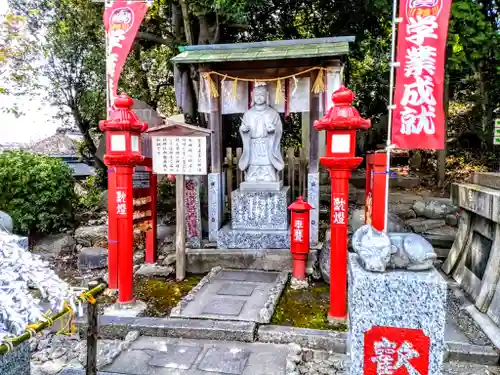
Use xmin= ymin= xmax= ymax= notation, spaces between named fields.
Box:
xmin=352 ymin=224 xmax=437 ymax=272
xmin=238 ymin=84 xmax=285 ymax=182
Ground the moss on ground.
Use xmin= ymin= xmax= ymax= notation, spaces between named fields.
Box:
xmin=134 ymin=274 xmax=204 ymax=317
xmin=271 ymin=280 xmax=347 ymax=332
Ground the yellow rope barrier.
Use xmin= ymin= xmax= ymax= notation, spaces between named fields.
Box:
xmin=202 ymin=66 xmax=331 ymax=98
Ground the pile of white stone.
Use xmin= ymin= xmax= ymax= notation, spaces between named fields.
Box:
xmin=0 ymin=229 xmax=81 ymax=346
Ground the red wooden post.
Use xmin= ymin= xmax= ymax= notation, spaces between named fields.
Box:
xmin=288 ymin=196 xmax=312 ymax=280
xmin=314 ymin=86 xmax=371 ymax=322
xmin=145 ymin=170 xmax=157 ymax=264
xmin=366 ymin=152 xmax=388 ymax=232
xmin=99 ymin=93 xmax=148 ymax=305
xmin=107 ymin=167 xmax=118 ymax=289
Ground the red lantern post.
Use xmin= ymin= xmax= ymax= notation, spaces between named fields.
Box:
xmin=314 ymin=86 xmax=371 ymax=322
xmin=100 ymin=94 xmax=148 ymax=304
xmin=288 ymin=196 xmax=313 ymax=280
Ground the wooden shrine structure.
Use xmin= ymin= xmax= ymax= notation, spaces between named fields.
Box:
xmin=172 ymin=36 xmax=354 ymax=245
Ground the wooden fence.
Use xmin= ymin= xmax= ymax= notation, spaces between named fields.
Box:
xmin=222 ymin=147 xmax=309 ymax=213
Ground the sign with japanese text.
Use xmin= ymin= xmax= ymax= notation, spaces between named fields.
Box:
xmin=133 ymin=170 xmax=150 ymax=189
xmin=116 ymin=189 xmax=127 ymax=216
xmin=104 ymin=1 xmax=149 ymax=108
xmin=494 ymin=119 xmax=500 ymax=145
xmin=293 ymin=218 xmax=305 ymax=243
xmin=152 ymin=136 xmax=207 ymax=175
xmin=391 ymin=0 xmax=452 ymax=150
xmin=332 ymin=195 xmax=347 ymax=226
xmin=364 ymin=326 xmax=430 ymax=375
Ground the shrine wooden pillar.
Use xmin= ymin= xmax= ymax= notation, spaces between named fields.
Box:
xmin=308 ymin=70 xmax=321 ymax=245
xmin=207 ymin=72 xmax=223 ymax=242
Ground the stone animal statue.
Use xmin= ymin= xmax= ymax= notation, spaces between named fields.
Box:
xmin=352 ymin=224 xmax=437 ymax=272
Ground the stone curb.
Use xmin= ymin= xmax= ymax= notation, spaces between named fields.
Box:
xmin=59 ymin=370 xmax=119 ymax=375
xmin=257 ymin=325 xmax=347 ymax=352
xmin=75 ymin=316 xmax=498 ymax=365
xmin=445 ymin=341 xmax=499 ymax=365
xmin=77 ymin=316 xmax=256 ymax=343
xmin=170 ymin=266 xmax=222 ymax=317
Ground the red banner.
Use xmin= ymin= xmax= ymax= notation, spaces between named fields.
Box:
xmin=391 ymin=0 xmax=452 ymax=150
xmin=104 ymin=2 xmax=149 ymax=108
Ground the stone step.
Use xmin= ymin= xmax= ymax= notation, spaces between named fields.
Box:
xmin=170 ymin=268 xmax=288 ymax=324
xmin=60 ymin=337 xmax=290 ymax=375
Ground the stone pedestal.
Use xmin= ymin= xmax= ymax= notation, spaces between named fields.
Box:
xmin=348 ymin=253 xmax=447 ymax=375
xmin=217 ymin=185 xmax=291 ymax=249
xmin=307 ymin=173 xmax=319 ymax=245
xmin=0 ymin=342 xmax=30 ymax=375
xmin=231 ymin=186 xmax=290 ymax=230
xmin=208 ymin=173 xmax=223 ymax=241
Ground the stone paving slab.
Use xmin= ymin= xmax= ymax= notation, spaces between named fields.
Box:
xmin=101 ymin=336 xmax=289 ymax=375
xmin=77 ymin=316 xmax=257 ymax=342
xmin=170 ymin=268 xmax=288 ymax=323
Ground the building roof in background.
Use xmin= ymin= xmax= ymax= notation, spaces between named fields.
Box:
xmin=27 ymin=133 xmax=82 ymax=157
xmin=172 ymin=37 xmax=354 ymax=64
xmin=68 ymin=162 xmax=95 ymax=178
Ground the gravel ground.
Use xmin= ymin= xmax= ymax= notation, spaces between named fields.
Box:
xmin=30 ymin=330 xmax=139 ymax=375
xmin=286 ymin=344 xmax=500 ymax=375
xmin=446 ymin=286 xmax=494 ymax=346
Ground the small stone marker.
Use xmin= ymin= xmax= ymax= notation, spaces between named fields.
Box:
xmin=77 ymin=247 xmax=108 ymax=270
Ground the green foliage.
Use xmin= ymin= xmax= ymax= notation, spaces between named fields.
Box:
xmin=0 ymin=150 xmax=76 ymax=234
xmin=157 ymin=177 xmax=176 ymax=218
xmin=75 ymin=174 xmax=105 ymax=214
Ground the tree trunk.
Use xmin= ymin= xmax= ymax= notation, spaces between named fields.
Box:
xmin=179 ymin=0 xmax=194 ymax=45
xmin=437 ymin=45 xmax=452 ymax=188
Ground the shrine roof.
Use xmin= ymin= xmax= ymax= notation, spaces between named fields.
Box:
xmin=171 ymin=36 xmax=354 ymax=64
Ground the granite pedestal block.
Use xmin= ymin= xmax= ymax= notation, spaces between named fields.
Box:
xmin=0 ymin=342 xmax=30 ymax=375
xmin=217 ymin=224 xmax=290 ymax=249
xmin=208 ymin=173 xmax=223 ymax=241
xmin=231 ymin=186 xmax=290 ymax=230
xmin=348 ymin=254 xmax=447 ymax=375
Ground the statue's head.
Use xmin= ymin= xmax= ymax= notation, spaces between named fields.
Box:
xmin=252 ymin=83 xmax=268 ymax=106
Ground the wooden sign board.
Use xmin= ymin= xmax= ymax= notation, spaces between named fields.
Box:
xmin=152 ymin=136 xmax=207 ymax=175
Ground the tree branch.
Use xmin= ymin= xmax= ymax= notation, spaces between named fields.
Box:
xmin=136 ymin=32 xmax=176 ymax=45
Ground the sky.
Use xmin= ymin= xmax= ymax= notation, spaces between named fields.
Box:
xmin=0 ymin=1 xmax=63 ymax=144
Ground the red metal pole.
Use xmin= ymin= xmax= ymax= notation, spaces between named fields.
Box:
xmin=145 ymin=171 xmax=157 ymax=264
xmin=115 ymin=166 xmax=135 ymax=304
xmin=292 ymin=255 xmax=307 ymax=279
xmin=329 ymin=169 xmax=351 ymax=321
xmin=107 ymin=167 xmax=118 ymax=290
xmin=370 ymin=153 xmax=388 ymax=232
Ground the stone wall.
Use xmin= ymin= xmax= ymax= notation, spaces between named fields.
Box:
xmin=443 ymin=172 xmax=500 ymax=328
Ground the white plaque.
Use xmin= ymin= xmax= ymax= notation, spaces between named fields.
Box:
xmin=331 ymin=134 xmax=351 ymax=153
xmin=131 ymin=135 xmax=139 ymax=152
xmin=110 ymin=134 xmax=126 ymax=152
xmin=152 ymin=136 xmax=207 ymax=175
